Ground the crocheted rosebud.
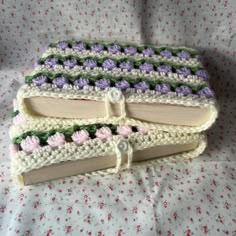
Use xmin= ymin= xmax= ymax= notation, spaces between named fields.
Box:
xmin=72 ymin=42 xmax=86 ymax=51
xmin=117 ymin=125 xmax=132 ymax=137
xmin=72 ymin=130 xmax=90 ymax=144
xmin=13 ymin=114 xmax=27 ymax=126
xmin=108 ymin=45 xmax=121 ymax=54
xmin=155 ymin=84 xmax=171 ymax=94
xmin=134 ymin=81 xmax=150 ymax=92
xmin=197 ymin=87 xmax=215 ymax=98
xmin=177 ymin=51 xmax=191 ymax=60
xmin=176 ymin=67 xmax=191 ymax=77
xmin=73 ymin=77 xmax=90 ymax=89
xmin=95 ymin=79 xmax=111 ymax=89
xmin=195 ymin=70 xmax=209 ymax=80
xmin=95 ymin=127 xmax=113 ymax=140
xmin=63 ymin=59 xmax=78 ymax=68
xmin=9 ymin=144 xmax=19 ymax=159
xmin=124 ymin=47 xmax=137 ymax=55
xmin=83 ymin=59 xmax=97 ymax=69
xmin=176 ymin=86 xmax=192 ymax=96
xmin=137 ymin=126 xmax=149 ymax=135
xmin=139 ymin=63 xmax=154 ymax=73
xmin=142 ymin=48 xmax=155 ymax=56
xmin=47 ymin=132 xmax=65 ymax=147
xmin=52 ymin=77 xmax=68 ymax=89
xmin=160 ymin=50 xmax=172 ymax=58
xmin=44 ymin=58 xmax=58 ymax=67
xmin=119 ymin=61 xmax=134 ymax=71
xmin=157 ymin=65 xmax=172 ymax=74
xmin=102 ymin=59 xmax=117 ymax=70
xmin=57 ymin=41 xmax=68 ymax=50
xmin=115 ymin=80 xmax=130 ymax=91
xmin=91 ymin=44 xmax=104 ymax=52
xmin=32 ymin=76 xmax=48 ymax=86
xmin=21 ymin=136 xmax=40 ymax=153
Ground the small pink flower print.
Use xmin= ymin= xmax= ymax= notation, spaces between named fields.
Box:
xmin=72 ymin=130 xmax=90 ymax=144
xmin=21 ymin=136 xmax=40 ymax=153
xmin=47 ymin=132 xmax=65 ymax=147
xmin=13 ymin=114 xmax=27 ymax=126
xmin=137 ymin=126 xmax=149 ymax=134
xmin=95 ymin=127 xmax=112 ymax=140
xmin=116 ymin=125 xmax=132 ymax=137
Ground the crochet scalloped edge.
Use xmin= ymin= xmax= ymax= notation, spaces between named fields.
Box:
xmin=12 ymin=132 xmax=207 ymax=185
xmin=11 ymin=131 xmax=205 ymax=183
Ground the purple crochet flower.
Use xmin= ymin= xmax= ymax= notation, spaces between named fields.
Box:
xmin=102 ymin=59 xmax=117 ymax=70
xmin=176 ymin=67 xmax=192 ymax=77
xmin=52 ymin=77 xmax=68 ymax=89
xmin=95 ymin=79 xmax=111 ymax=89
xmin=32 ymin=76 xmax=48 ymax=86
xmin=119 ymin=61 xmax=134 ymax=71
xmin=134 ymin=81 xmax=150 ymax=92
xmin=155 ymin=84 xmax=171 ymax=94
xmin=176 ymin=86 xmax=192 ymax=96
xmin=157 ymin=65 xmax=172 ymax=74
xmin=72 ymin=42 xmax=86 ymax=51
xmin=108 ymin=45 xmax=121 ymax=54
xmin=139 ymin=63 xmax=154 ymax=73
xmin=57 ymin=41 xmax=68 ymax=50
xmin=73 ymin=78 xmax=90 ymax=89
xmin=160 ymin=50 xmax=172 ymax=59
xmin=91 ymin=44 xmax=104 ymax=52
xmin=124 ymin=47 xmax=137 ymax=55
xmin=83 ymin=59 xmax=97 ymax=68
xmin=195 ymin=70 xmax=209 ymax=80
xmin=115 ymin=80 xmax=130 ymax=91
xmin=177 ymin=51 xmax=191 ymax=60
xmin=44 ymin=58 xmax=58 ymax=67
xmin=143 ymin=48 xmax=155 ymax=56
xmin=197 ymin=87 xmax=215 ymax=98
xmin=63 ymin=59 xmax=78 ymax=68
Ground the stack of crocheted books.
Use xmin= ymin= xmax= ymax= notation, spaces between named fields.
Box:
xmin=9 ymin=41 xmax=218 ymax=185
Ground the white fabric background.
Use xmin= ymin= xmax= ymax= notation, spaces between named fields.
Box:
xmin=0 ymin=0 xmax=236 ymax=235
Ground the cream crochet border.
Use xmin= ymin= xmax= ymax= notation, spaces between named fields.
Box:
xmin=32 ymin=65 xmax=206 ymax=86
xmin=13 ymin=84 xmax=218 ymax=136
xmin=42 ymin=47 xmax=202 ymax=67
xmin=11 ymin=130 xmax=206 ymax=183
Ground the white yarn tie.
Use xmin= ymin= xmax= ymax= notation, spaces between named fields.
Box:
xmin=105 ymin=88 xmax=126 ymax=119
xmin=114 ymin=139 xmax=133 ymax=173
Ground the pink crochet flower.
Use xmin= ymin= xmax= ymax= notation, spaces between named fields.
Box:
xmin=20 ymin=136 xmax=40 ymax=153
xmin=13 ymin=114 xmax=27 ymax=126
xmin=95 ymin=127 xmax=113 ymax=141
xmin=9 ymin=144 xmax=19 ymax=159
xmin=137 ymin=126 xmax=149 ymax=135
xmin=47 ymin=132 xmax=65 ymax=147
xmin=116 ymin=125 xmax=132 ymax=137
xmin=72 ymin=130 xmax=90 ymax=144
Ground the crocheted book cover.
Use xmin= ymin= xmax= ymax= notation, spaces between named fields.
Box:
xmin=17 ymin=40 xmax=218 ymax=133
xmin=9 ymin=40 xmax=218 ymax=185
xmin=10 ymin=109 xmax=207 ymax=185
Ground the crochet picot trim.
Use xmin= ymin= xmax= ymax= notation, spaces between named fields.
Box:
xmin=11 ymin=127 xmax=206 ymax=182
